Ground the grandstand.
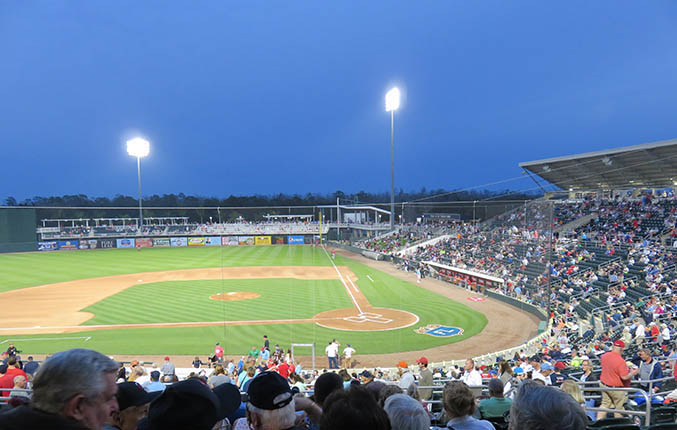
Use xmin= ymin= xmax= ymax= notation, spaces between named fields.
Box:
xmin=2 ymin=139 xmax=677 ymax=427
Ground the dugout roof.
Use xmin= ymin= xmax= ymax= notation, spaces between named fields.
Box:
xmin=519 ymin=138 xmax=677 ymax=190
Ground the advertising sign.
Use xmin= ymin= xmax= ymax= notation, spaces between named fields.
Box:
xmin=85 ymin=239 xmax=99 ymax=249
xmin=58 ymin=240 xmax=79 ymax=250
xmin=38 ymin=241 xmax=58 ymax=251
xmin=255 ymin=236 xmax=271 ymax=245
xmin=116 ymin=238 xmax=135 ymax=248
xmin=288 ymin=235 xmax=304 ymax=245
xmin=98 ymin=239 xmax=116 ymax=249
xmin=171 ymin=237 xmax=188 ymax=247
xmin=238 ymin=236 xmax=254 ymax=245
xmin=222 ymin=236 xmax=239 ymax=246
xmin=273 ymin=235 xmax=285 ymax=245
xmin=205 ymin=236 xmax=221 ymax=247
xmin=153 ymin=238 xmax=171 ymax=247
xmin=136 ymin=238 xmax=153 ymax=248
xmin=188 ymin=237 xmax=206 ymax=247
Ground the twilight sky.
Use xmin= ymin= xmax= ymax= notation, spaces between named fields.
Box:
xmin=2 ymin=1 xmax=677 ymax=202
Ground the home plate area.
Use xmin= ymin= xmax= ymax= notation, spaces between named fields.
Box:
xmin=313 ymin=307 xmax=419 ymax=332
xmin=344 ymin=312 xmax=392 ymax=324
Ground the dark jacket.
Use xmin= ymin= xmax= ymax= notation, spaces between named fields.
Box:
xmin=0 ymin=405 xmax=88 ymax=430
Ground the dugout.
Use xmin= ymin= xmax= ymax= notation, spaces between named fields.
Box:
xmin=0 ymin=208 xmax=38 ymax=253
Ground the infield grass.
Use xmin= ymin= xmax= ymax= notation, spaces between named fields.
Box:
xmin=0 ymin=246 xmax=488 ymax=356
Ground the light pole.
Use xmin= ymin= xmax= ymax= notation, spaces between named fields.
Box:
xmin=385 ymin=87 xmax=400 ymax=230
xmin=126 ymin=137 xmax=150 ymax=232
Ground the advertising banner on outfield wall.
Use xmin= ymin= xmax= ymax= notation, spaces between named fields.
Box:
xmin=38 ymin=241 xmax=58 ymax=251
xmin=171 ymin=237 xmax=188 ymax=247
xmin=78 ymin=240 xmax=99 ymax=250
xmin=98 ymin=239 xmax=116 ymax=249
xmin=239 ymin=236 xmax=254 ymax=245
xmin=136 ymin=238 xmax=153 ymax=248
xmin=288 ymin=235 xmax=304 ymax=245
xmin=273 ymin=235 xmax=286 ymax=245
xmin=116 ymin=238 xmax=135 ymax=248
xmin=222 ymin=236 xmax=239 ymax=246
xmin=255 ymin=236 xmax=271 ymax=245
xmin=205 ymin=236 xmax=221 ymax=246
xmin=188 ymin=237 xmax=205 ymax=246
xmin=153 ymin=238 xmax=171 ymax=247
xmin=58 ymin=240 xmax=79 ymax=250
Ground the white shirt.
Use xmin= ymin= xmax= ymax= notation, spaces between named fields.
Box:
xmin=531 ymin=370 xmax=549 ymax=385
xmin=343 ymin=347 xmax=355 ymax=358
xmin=398 ymin=370 xmax=415 ymax=390
xmin=461 ymin=369 xmax=482 ymax=387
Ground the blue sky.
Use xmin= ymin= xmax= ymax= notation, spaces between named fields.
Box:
xmin=2 ymin=1 xmax=677 ymax=202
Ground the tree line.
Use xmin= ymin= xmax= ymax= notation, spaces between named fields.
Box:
xmin=4 ymin=188 xmax=539 ymax=223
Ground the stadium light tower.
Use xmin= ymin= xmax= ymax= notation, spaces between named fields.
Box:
xmin=385 ymin=87 xmax=401 ymax=229
xmin=126 ymin=137 xmax=150 ymax=232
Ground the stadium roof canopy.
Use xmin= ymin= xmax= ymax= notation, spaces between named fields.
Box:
xmin=519 ymin=138 xmax=677 ymax=191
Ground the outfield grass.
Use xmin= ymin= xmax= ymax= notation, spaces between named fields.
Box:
xmin=0 ymin=246 xmax=488 ymax=356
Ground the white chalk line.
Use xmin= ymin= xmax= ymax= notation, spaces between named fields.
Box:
xmin=367 ymin=275 xmax=374 ymax=282
xmin=322 ymin=247 xmax=363 ymax=313
xmin=0 ymin=336 xmax=91 ymax=343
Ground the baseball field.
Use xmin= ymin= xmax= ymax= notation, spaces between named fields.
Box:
xmin=0 ymin=245 xmax=500 ymax=361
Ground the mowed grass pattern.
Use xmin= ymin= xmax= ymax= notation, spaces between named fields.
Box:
xmin=0 ymin=245 xmax=326 ymax=293
xmin=0 ymin=246 xmax=488 ymax=355
xmin=82 ymin=279 xmax=352 ymax=324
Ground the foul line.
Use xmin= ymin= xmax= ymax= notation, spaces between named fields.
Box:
xmin=322 ymin=247 xmax=363 ymax=313
xmin=0 ymin=336 xmax=91 ymax=343
xmin=367 ymin=275 xmax=374 ymax=283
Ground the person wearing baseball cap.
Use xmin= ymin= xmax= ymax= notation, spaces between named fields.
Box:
xmin=138 ymin=378 xmax=241 ymax=430
xmin=396 ymin=361 xmax=415 ymax=391
xmin=416 ymin=357 xmax=433 ymax=402
xmin=105 ymin=382 xmax=161 ymax=430
xmin=597 ymin=340 xmax=639 ymax=420
xmin=160 ymin=356 xmax=175 ymax=377
xmin=246 ymin=371 xmax=302 ymax=430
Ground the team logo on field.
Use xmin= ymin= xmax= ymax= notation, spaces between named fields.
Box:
xmin=467 ymin=297 xmax=486 ymax=302
xmin=415 ymin=324 xmax=464 ymax=337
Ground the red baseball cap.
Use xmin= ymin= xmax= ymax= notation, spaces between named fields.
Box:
xmin=396 ymin=361 xmax=408 ymax=368
xmin=613 ymin=340 xmax=625 ymax=348
xmin=416 ymin=357 xmax=428 ymax=365
xmin=164 ymin=356 xmax=170 ymax=361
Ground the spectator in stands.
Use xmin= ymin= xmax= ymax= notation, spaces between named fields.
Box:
xmin=0 ymin=348 xmax=119 ymax=430
xmin=143 ymin=371 xmax=165 ymax=392
xmin=396 ymin=361 xmax=415 ymax=391
xmin=636 ymin=348 xmax=663 ymax=393
xmin=313 ymin=372 xmax=344 ymax=407
xmin=442 ymin=381 xmax=494 ymax=430
xmin=105 ymin=381 xmax=160 ymax=430
xmin=460 ymin=359 xmax=482 ymax=387
xmin=597 ymin=340 xmax=639 ymax=420
xmin=244 ymin=371 xmax=300 ymax=430
xmin=321 ymin=386 xmax=391 ymax=430
xmin=22 ymin=356 xmax=39 ymax=376
xmin=8 ymin=375 xmax=30 ymax=401
xmin=0 ymin=364 xmax=13 ymax=398
xmin=139 ymin=378 xmax=240 ymax=430
xmin=160 ymin=356 xmax=175 ymax=377
xmin=208 ymin=365 xmax=231 ymax=388
xmin=479 ymin=378 xmax=512 ymax=419
xmin=579 ymin=359 xmax=599 ymax=421
xmin=416 ymin=356 xmax=433 ymax=402
xmin=4 ymin=356 xmax=26 ymax=381
xmin=560 ymin=380 xmax=585 ymax=410
xmin=384 ymin=393 xmax=430 ymax=430
xmin=359 ymin=370 xmax=386 ymax=401
xmin=509 ymin=381 xmax=587 ymax=430
xmin=378 ymin=385 xmax=404 ymax=408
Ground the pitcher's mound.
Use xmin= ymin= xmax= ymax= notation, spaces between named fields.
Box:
xmin=313 ymin=307 xmax=419 ymax=331
xmin=210 ymin=292 xmax=260 ymax=301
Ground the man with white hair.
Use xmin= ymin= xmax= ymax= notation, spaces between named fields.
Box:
xmin=245 ymin=371 xmax=305 ymax=430
xmin=460 ymin=359 xmax=482 ymax=387
xmin=384 ymin=393 xmax=430 ymax=430
xmin=0 ymin=348 xmax=119 ymax=430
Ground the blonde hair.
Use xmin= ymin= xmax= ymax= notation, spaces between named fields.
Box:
xmin=560 ymin=380 xmax=584 ymax=403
